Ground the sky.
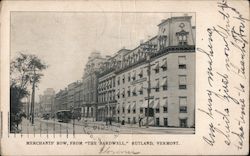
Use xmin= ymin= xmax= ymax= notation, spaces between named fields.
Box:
xmin=11 ymin=12 xmax=195 ymax=100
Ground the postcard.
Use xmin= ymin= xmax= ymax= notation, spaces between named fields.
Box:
xmin=0 ymin=0 xmax=249 ymax=155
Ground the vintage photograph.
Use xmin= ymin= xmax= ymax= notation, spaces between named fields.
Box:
xmin=10 ymin=12 xmax=196 ymax=134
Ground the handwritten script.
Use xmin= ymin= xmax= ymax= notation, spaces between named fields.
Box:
xmin=197 ymin=0 xmax=248 ymax=151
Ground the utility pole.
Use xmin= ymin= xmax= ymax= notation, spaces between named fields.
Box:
xmin=146 ymin=56 xmax=151 ymax=128
xmin=31 ymin=70 xmax=36 ymax=125
xmin=141 ymin=42 xmax=157 ymax=128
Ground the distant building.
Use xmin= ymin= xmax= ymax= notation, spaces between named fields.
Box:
xmin=39 ymin=88 xmax=55 ymax=115
xmin=54 ymin=88 xmax=68 ymax=111
xmin=73 ymin=81 xmax=83 ymax=111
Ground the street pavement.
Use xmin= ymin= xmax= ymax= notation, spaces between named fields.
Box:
xmin=18 ymin=117 xmax=195 ymax=135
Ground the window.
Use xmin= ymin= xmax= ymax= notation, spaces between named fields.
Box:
xmin=113 ymin=77 xmax=116 ymax=87
xmin=179 ymin=75 xmax=187 ymax=89
xmin=132 ymin=71 xmax=136 ymax=81
xmin=163 ymin=107 xmax=168 ymax=113
xmin=180 ymin=106 xmax=187 ymax=113
xmin=159 ymin=35 xmax=167 ymax=50
xmin=128 ymin=109 xmax=130 ymax=114
xmin=117 ymin=77 xmax=120 ymax=85
xmin=176 ymin=25 xmax=189 ymax=46
xmin=117 ymin=90 xmax=120 ymax=99
xmin=178 ymin=56 xmax=186 ymax=69
xmin=128 ymin=118 xmax=130 ymax=124
xmin=127 ymin=103 xmax=131 ymax=114
xmin=133 ymin=117 xmax=136 ymax=124
xmin=153 ymin=62 xmax=159 ymax=73
xmin=164 ymin=118 xmax=168 ymax=127
xmin=156 ymin=118 xmax=160 ymax=126
xmin=109 ymin=92 xmax=112 ymax=100
xmin=161 ymin=77 xmax=168 ymax=90
xmin=122 ymin=89 xmax=125 ymax=98
xmin=139 ymin=85 xmax=143 ymax=95
xmin=155 ymin=108 xmax=160 ymax=113
xmin=133 ymin=109 xmax=136 ymax=114
xmin=139 ymin=69 xmax=143 ymax=78
xmin=127 ymin=87 xmax=131 ymax=97
xmin=122 ymin=107 xmax=125 ymax=113
xmin=122 ymin=75 xmax=125 ymax=83
xmin=162 ymin=97 xmax=168 ymax=113
xmin=132 ymin=87 xmax=137 ymax=96
xmin=161 ymin=59 xmax=167 ymax=71
xmin=139 ymin=90 xmax=143 ymax=95
xmin=155 ymin=79 xmax=160 ymax=92
xmin=179 ymin=97 xmax=187 ymax=113
xmin=178 ymin=35 xmax=188 ymax=45
xmin=180 ymin=119 xmax=187 ymax=127
xmin=140 ymin=108 xmax=143 ymax=114
xmin=128 ymin=73 xmax=131 ymax=82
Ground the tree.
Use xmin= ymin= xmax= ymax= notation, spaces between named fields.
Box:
xmin=10 ymin=53 xmax=47 ymax=132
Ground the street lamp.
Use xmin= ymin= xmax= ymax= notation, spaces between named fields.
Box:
xmin=140 ymin=42 xmax=157 ymax=128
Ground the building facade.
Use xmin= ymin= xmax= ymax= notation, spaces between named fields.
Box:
xmin=82 ymin=51 xmax=106 ymax=120
xmin=54 ymin=88 xmax=68 ymax=111
xmin=51 ymin=15 xmax=195 ymax=128
xmin=39 ymin=88 xmax=55 ymax=115
xmin=97 ymin=15 xmax=195 ymax=128
xmin=97 ymin=49 xmax=130 ymax=122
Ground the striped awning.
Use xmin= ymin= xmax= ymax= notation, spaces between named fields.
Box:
xmin=141 ymin=100 xmax=154 ymax=108
xmin=116 ymin=104 xmax=120 ymax=110
xmin=161 ymin=78 xmax=167 ymax=86
xmin=126 ymin=103 xmax=131 ymax=110
xmin=132 ymin=86 xmax=136 ymax=93
xmin=161 ymin=98 xmax=168 ymax=107
xmin=131 ymin=102 xmax=136 ymax=110
xmin=132 ymin=71 xmax=136 ymax=78
xmin=116 ymin=90 xmax=120 ymax=96
xmin=138 ymin=69 xmax=143 ymax=76
xmin=161 ymin=60 xmax=167 ymax=68
xmin=121 ymin=89 xmax=125 ymax=95
xmin=138 ymin=85 xmax=143 ymax=92
xmin=153 ymin=81 xmax=159 ymax=88
xmin=153 ymin=99 xmax=160 ymax=108
xmin=153 ymin=63 xmax=159 ymax=70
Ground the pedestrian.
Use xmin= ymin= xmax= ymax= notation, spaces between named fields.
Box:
xmin=139 ymin=117 xmax=142 ymax=127
xmin=105 ymin=117 xmax=108 ymax=126
xmin=109 ymin=117 xmax=112 ymax=125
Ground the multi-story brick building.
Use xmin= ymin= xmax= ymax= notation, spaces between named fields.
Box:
xmin=73 ymin=81 xmax=83 ymax=113
xmin=97 ymin=49 xmax=130 ymax=122
xmin=82 ymin=51 xmax=106 ymax=120
xmin=54 ymin=88 xmax=68 ymax=111
xmin=97 ymin=15 xmax=195 ymax=128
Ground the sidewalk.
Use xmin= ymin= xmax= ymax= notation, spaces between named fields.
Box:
xmin=70 ymin=118 xmax=194 ymax=131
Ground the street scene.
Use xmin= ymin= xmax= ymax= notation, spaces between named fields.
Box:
xmin=10 ymin=12 xmax=196 ymax=134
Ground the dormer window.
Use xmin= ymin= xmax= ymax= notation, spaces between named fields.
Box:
xmin=176 ymin=23 xmax=189 ymax=46
xmin=158 ymin=35 xmax=167 ymax=50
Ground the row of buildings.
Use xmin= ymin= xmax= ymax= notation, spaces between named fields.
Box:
xmin=45 ymin=15 xmax=196 ymax=128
